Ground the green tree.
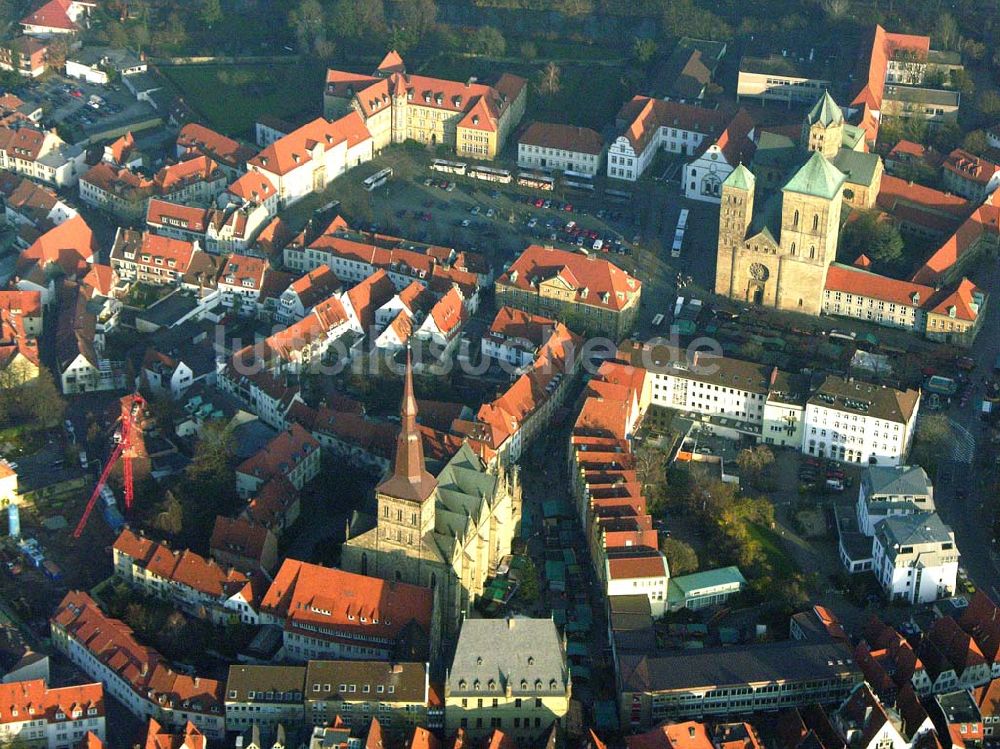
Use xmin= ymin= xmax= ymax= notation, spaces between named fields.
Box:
xmin=950 ymin=68 xmax=974 ymax=96
xmin=633 ymin=37 xmax=657 ymax=65
xmin=963 ymin=130 xmax=989 ymax=156
xmin=739 ymin=340 xmax=764 ymax=361
xmin=199 ymin=0 xmax=222 ymax=26
xmin=910 ymin=414 xmax=952 ymax=474
xmin=661 ymin=537 xmax=698 ymax=575
xmin=935 ymin=12 xmax=959 ymax=51
xmin=289 ymin=0 xmax=328 ymax=56
xmin=469 ymin=26 xmax=506 ymax=56
xmin=977 ymin=90 xmax=1000 ymax=119
xmin=396 ymin=0 xmax=437 ymax=40
xmin=634 ymin=444 xmax=667 ymax=493
xmin=840 ymin=209 xmax=904 ymax=267
xmin=519 ymin=41 xmax=537 ymax=60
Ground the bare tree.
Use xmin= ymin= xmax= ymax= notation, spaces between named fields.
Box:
xmin=538 ymin=62 xmax=561 ymax=96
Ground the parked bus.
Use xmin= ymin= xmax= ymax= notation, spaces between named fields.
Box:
xmin=678 ymin=208 xmax=690 ymax=230
xmin=606 ymin=189 xmax=632 ymax=203
xmin=430 ymin=159 xmax=468 ymax=175
xmin=564 ymin=179 xmax=595 ymax=192
xmin=671 ymin=228 xmax=684 ymax=258
xmin=469 ymin=165 xmax=513 ymax=184
xmin=362 ymin=167 xmax=393 ymax=191
xmin=516 ymin=171 xmax=555 ymax=191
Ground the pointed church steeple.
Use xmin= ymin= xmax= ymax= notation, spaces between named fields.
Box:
xmin=377 ymin=349 xmax=437 ymax=503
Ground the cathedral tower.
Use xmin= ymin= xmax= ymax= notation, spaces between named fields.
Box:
xmin=802 ymin=91 xmax=844 ymax=160
xmin=715 ymin=163 xmax=756 ymax=299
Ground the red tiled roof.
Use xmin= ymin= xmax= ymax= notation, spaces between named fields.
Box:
xmin=220 ymin=253 xmax=267 ymax=292
xmin=146 ymin=198 xmax=210 ymax=233
xmin=236 ymin=423 xmax=319 ymax=482
xmin=177 ymin=123 xmax=255 ymax=169
xmin=825 ymin=264 xmax=934 ymax=307
xmin=81 ymin=161 xmax=156 ymax=197
xmin=911 ymin=193 xmax=1000 ymax=284
xmin=261 ymin=559 xmax=433 ymax=642
xmin=106 ymin=131 xmax=134 ymax=165
xmin=345 ymin=268 xmax=396 ymax=333
xmin=607 ymin=553 xmax=667 ymax=580
xmin=627 ymin=721 xmax=714 ymax=749
xmin=925 ymin=278 xmax=981 ymax=322
xmin=519 ymin=121 xmax=604 ymax=155
xmin=498 ymin=245 xmax=641 ymax=312
xmin=21 ymin=0 xmax=78 ymax=30
xmin=227 ymin=171 xmax=276 ymax=204
xmin=155 ymin=155 xmax=224 ymax=193
xmin=248 ymin=112 xmax=372 ymax=177
xmin=943 ymin=148 xmax=1000 ymax=186
xmin=487 ymin=306 xmax=556 ymax=349
xmin=0 ymin=289 xmax=41 ymax=319
xmin=51 ymin=591 xmax=224 ymax=715
xmin=426 ymin=286 xmax=466 ymax=337
xmin=18 ymin=214 xmax=95 ymax=277
xmin=144 ymin=718 xmax=207 ymax=749
xmin=110 ymin=229 xmax=199 ymax=276
xmin=286 ymin=264 xmax=342 ymax=309
xmin=0 ymin=678 xmax=103 ymax=728
xmin=377 ymin=50 xmax=405 ymax=74
xmin=113 ymin=529 xmax=250 ymax=600
xmin=616 ymin=96 xmax=731 ymax=156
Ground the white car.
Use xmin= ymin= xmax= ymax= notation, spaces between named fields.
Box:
xmin=593 ymin=239 xmax=604 ymax=251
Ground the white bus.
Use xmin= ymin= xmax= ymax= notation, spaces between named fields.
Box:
xmin=363 ymin=167 xmax=392 ymax=191
xmin=430 ymin=159 xmax=468 ymax=175
xmin=469 ymin=165 xmax=513 ymax=184
xmin=678 ymin=208 xmax=689 ymax=230
xmin=516 ymin=171 xmax=555 ymax=191
xmin=671 ymin=227 xmax=684 ymax=258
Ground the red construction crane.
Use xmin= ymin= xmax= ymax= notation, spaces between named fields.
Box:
xmin=73 ymin=394 xmax=146 ymax=539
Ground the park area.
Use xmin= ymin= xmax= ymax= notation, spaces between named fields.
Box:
xmin=159 ymin=60 xmax=328 ymax=137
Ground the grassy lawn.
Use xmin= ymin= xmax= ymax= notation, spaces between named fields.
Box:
xmin=746 ymin=521 xmax=798 ymax=578
xmin=160 ymin=61 xmax=328 ymax=138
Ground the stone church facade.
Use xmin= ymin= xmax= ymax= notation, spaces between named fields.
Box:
xmin=715 ymin=91 xmax=881 ymax=315
xmin=341 ymin=355 xmax=521 ymax=639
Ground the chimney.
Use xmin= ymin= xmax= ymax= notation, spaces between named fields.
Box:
xmin=688 ymin=727 xmax=696 ymax=738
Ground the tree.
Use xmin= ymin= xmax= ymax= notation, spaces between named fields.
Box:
xmin=736 ymin=445 xmax=775 ymax=481
xmin=935 ymin=13 xmax=959 ymax=51
xmin=820 ymin=0 xmax=848 ymax=18
xmin=661 ymin=537 xmax=698 ymax=575
xmin=519 ymin=41 xmax=537 ymax=60
xmin=740 ymin=340 xmax=764 ymax=361
xmin=188 ymin=420 xmax=234 ymax=480
xmin=661 ymin=0 xmax=730 ymax=41
xmin=839 ymin=209 xmax=904 ymax=267
xmin=910 ymin=414 xmax=952 ymax=473
xmin=635 ymin=445 xmax=667 ymax=493
xmin=153 ymin=490 xmax=184 ymax=535
xmin=469 ymin=26 xmax=505 ymax=57
xmin=199 ymin=0 xmax=222 ymax=26
xmin=515 ymin=558 xmax=539 ymax=605
xmin=950 ymin=68 xmax=974 ymax=96
xmin=633 ymin=37 xmax=657 ymax=65
xmin=538 ymin=62 xmax=561 ymax=96
xmin=331 ymin=0 xmax=386 ymax=42
xmin=963 ymin=130 xmax=989 ymax=156
xmin=396 ymin=0 xmax=437 ymax=40
xmin=977 ymin=90 xmax=1000 ymax=119
xmin=289 ymin=0 xmax=328 ymax=56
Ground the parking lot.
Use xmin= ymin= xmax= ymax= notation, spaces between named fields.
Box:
xmin=25 ymin=74 xmax=161 ymax=145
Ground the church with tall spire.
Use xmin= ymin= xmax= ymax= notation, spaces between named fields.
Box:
xmin=341 ymin=351 xmax=521 ymax=639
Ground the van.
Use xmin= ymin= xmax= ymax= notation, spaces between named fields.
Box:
xmin=78 ymin=450 xmax=88 ymax=469
xmin=825 ymin=478 xmax=844 ymax=492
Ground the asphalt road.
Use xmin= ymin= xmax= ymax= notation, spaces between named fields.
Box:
xmin=930 ymin=256 xmax=1000 ymax=600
